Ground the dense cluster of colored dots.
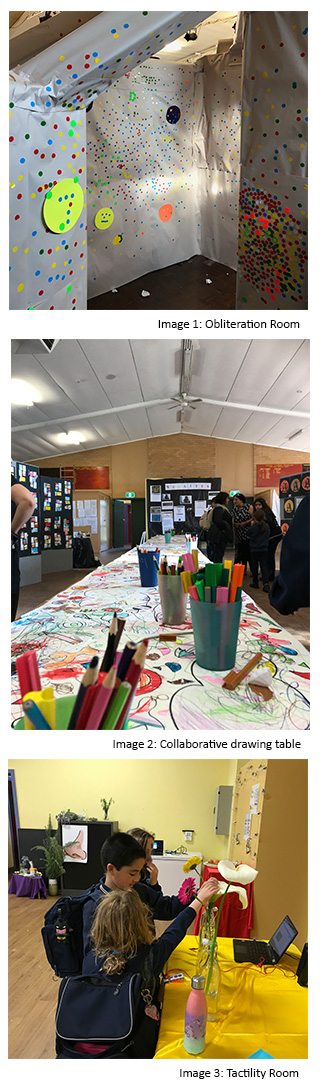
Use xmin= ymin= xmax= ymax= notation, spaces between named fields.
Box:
xmin=9 ymin=13 xmax=307 ymax=308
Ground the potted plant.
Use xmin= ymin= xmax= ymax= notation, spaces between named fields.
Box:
xmin=101 ymin=797 xmax=114 ymax=820
xmin=32 ymin=815 xmax=65 ymax=896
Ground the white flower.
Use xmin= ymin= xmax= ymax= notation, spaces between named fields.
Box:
xmin=216 ymin=881 xmax=248 ymax=909
xmin=218 ymin=859 xmax=258 ymax=885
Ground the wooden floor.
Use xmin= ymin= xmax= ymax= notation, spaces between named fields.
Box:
xmin=88 ymin=255 xmax=236 ymax=310
xmin=8 ymin=889 xmax=60 ymax=1059
xmin=8 ymin=886 xmax=181 ymax=1059
xmin=15 ymin=550 xmax=310 ymax=651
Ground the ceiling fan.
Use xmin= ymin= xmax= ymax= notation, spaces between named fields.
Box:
xmin=167 ymin=391 xmax=202 ymax=411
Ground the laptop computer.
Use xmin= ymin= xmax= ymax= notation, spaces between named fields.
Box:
xmin=233 ymin=915 xmax=298 ymax=965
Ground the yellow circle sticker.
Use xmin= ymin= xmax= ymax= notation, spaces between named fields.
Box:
xmin=43 ymin=178 xmax=84 ymax=234
xmin=95 ymin=207 xmax=114 ymax=230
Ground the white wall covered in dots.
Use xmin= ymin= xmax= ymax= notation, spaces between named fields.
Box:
xmin=9 ymin=10 xmax=308 ymax=310
xmin=237 ymin=11 xmax=308 ymax=309
xmin=9 ymin=9 xmax=209 ymax=310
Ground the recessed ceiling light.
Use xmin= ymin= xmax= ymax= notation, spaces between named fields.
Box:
xmin=11 ymin=378 xmax=38 ymax=406
xmin=58 ymin=431 xmax=83 ymax=445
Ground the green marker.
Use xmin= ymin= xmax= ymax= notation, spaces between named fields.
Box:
xmin=100 ymin=682 xmax=131 ymax=730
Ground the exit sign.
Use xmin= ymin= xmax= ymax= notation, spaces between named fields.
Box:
xmin=126 ymin=491 xmax=135 ymax=498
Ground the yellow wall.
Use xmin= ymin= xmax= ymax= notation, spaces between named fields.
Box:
xmin=34 ymin=435 xmax=309 ymax=501
xmin=9 ymin=759 xmax=237 ymax=863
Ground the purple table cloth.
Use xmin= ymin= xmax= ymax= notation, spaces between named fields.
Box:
xmin=9 ymin=873 xmax=47 ymax=898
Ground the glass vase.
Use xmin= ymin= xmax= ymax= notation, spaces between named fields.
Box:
xmin=197 ymin=906 xmax=221 ymax=1022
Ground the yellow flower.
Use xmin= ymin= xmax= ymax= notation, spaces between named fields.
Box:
xmin=183 ymin=856 xmax=202 ymax=873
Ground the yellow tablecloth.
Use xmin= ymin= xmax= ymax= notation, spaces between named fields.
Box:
xmin=155 ymin=937 xmax=307 ymax=1059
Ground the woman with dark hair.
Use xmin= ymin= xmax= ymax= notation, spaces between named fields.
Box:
xmin=207 ymin=491 xmax=233 ymax=563
xmin=252 ymin=497 xmax=282 ymax=581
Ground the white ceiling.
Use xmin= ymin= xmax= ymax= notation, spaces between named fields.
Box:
xmin=11 ymin=339 xmax=310 ymax=462
xmin=9 ymin=11 xmax=237 ymax=68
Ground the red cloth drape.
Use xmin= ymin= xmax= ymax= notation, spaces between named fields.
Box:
xmin=193 ymin=865 xmax=253 ymax=938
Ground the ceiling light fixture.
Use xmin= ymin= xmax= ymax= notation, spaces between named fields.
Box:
xmin=11 ymin=379 xmax=38 ymax=406
xmin=58 ymin=431 xmax=83 ymax=445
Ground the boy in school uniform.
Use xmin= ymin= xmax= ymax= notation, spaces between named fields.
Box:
xmin=82 ymin=832 xmax=188 ymax=970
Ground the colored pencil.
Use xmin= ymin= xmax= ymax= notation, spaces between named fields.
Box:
xmin=101 ymin=612 xmax=118 ymax=673
xmin=100 ymin=681 xmax=132 ymax=730
xmin=22 ymin=699 xmax=51 ymax=730
xmin=114 ymin=642 xmax=147 ymax=730
xmin=74 ymin=686 xmax=98 ymax=729
xmin=84 ymin=666 xmax=117 ymax=730
xmin=117 ymin=641 xmax=137 ymax=680
xmin=67 ymin=656 xmax=99 ymax=729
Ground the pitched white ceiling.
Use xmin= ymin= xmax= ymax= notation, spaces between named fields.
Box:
xmin=11 ymin=338 xmax=310 ymax=461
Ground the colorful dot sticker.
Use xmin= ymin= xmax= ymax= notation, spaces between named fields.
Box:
xmin=94 ymin=207 xmax=114 ymax=229
xmin=166 ymin=105 xmax=181 ymax=124
xmin=43 ymin=177 xmax=84 ymax=233
xmin=159 ymin=203 xmax=173 ymax=222
xmin=113 ymin=233 xmax=123 ymax=244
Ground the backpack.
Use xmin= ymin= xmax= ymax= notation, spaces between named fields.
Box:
xmin=208 ymin=507 xmax=233 ymax=547
xmin=199 ymin=507 xmax=213 ymax=531
xmin=55 ymin=949 xmax=159 ymax=1059
xmin=42 ymin=885 xmax=99 ymax=977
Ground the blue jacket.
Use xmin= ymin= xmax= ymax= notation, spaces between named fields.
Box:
xmin=83 ymin=904 xmax=196 ymax=979
xmin=248 ymin=522 xmax=270 ymax=552
xmin=82 ymin=878 xmax=187 ymax=970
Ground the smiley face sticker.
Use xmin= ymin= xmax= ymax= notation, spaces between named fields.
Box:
xmin=95 ymin=207 xmax=114 ymax=230
xmin=43 ymin=177 xmax=84 ymax=233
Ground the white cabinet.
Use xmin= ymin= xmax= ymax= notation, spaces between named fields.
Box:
xmin=154 ymin=853 xmax=202 ymax=896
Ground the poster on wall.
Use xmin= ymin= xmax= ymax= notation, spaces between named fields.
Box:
xmin=174 ymin=505 xmax=185 ymax=522
xmin=150 ymin=485 xmax=162 ymax=502
xmin=61 ymin=825 xmax=88 ymax=863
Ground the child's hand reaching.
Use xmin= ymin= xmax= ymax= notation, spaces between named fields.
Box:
xmin=190 ymin=876 xmax=219 ymax=911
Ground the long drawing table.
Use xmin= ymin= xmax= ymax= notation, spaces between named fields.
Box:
xmin=154 ymin=936 xmax=307 ymax=1059
xmin=11 ymin=538 xmax=310 ymax=729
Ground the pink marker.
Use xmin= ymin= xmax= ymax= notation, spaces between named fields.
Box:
xmin=216 ymin=586 xmax=229 ymax=604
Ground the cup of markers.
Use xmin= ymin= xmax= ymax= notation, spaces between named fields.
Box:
xmin=155 ymin=553 xmax=190 ymax=625
xmin=137 ymin=547 xmax=160 ymax=587
xmin=180 ymin=559 xmax=244 ymax=671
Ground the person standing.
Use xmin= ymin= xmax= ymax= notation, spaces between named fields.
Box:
xmin=207 ymin=492 xmax=233 ymax=563
xmin=248 ymin=509 xmax=270 ymax=592
xmin=11 ymin=476 xmax=36 ymax=621
xmin=233 ymin=493 xmax=253 ymax=572
xmin=252 ymin=496 xmax=282 ymax=581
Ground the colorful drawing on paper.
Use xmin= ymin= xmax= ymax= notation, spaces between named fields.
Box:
xmin=11 ymin=540 xmax=309 ymax=730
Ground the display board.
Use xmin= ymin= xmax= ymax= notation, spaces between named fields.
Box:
xmin=58 ymin=820 xmax=118 ymax=895
xmin=237 ymin=11 xmax=308 ymax=309
xmin=40 ymin=476 xmax=73 ymax=550
xmin=11 ymin=459 xmax=40 ymax=556
xmin=279 ymin=469 xmax=310 ymax=536
xmin=146 ymin=476 xmax=221 ymax=537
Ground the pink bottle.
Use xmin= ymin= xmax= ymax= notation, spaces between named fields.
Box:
xmin=184 ymin=975 xmax=207 ymax=1055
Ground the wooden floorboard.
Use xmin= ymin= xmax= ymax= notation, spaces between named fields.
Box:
xmin=8 ymin=890 xmax=60 ymax=1059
